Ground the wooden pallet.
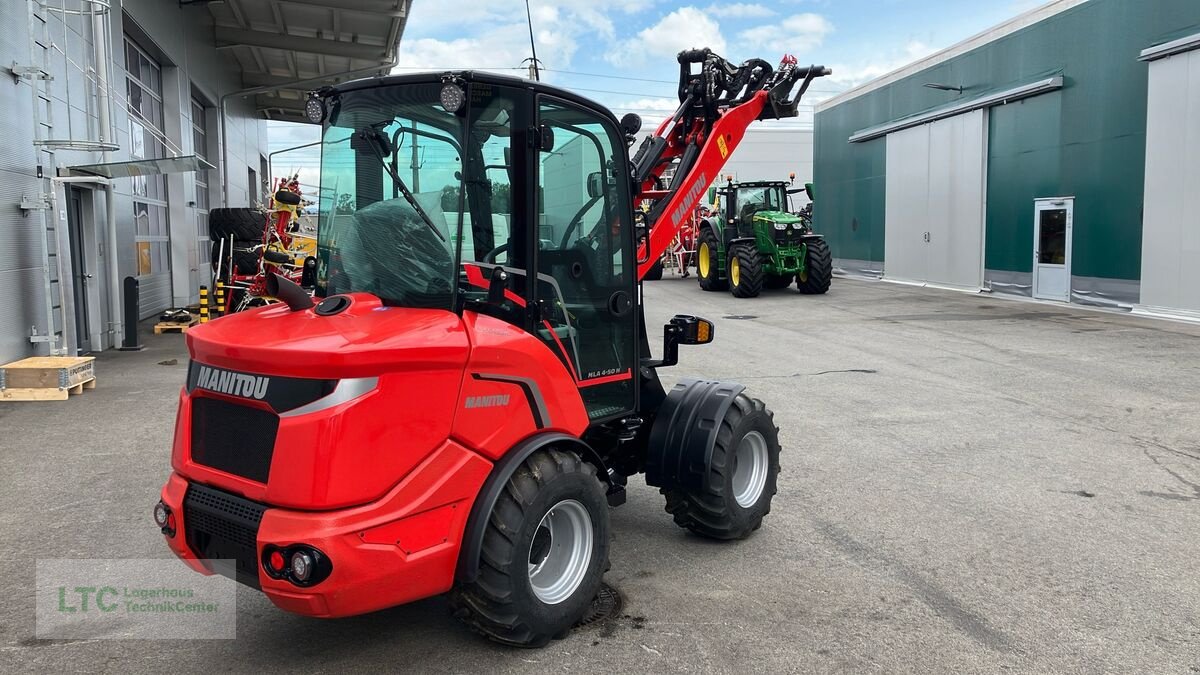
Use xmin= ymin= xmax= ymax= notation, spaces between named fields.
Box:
xmin=0 ymin=356 xmax=96 ymax=401
xmin=154 ymin=317 xmax=200 ymax=334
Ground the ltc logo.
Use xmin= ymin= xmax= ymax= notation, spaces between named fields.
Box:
xmin=57 ymin=587 xmax=119 ymax=613
xmin=194 ymin=365 xmax=269 ymax=400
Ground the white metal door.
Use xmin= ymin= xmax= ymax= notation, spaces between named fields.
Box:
xmin=1032 ymin=198 xmax=1073 ymax=302
xmin=884 ymin=110 xmax=985 ymax=288
xmin=883 ymin=123 xmax=930 ymax=284
xmin=1140 ymin=45 xmax=1200 ymax=313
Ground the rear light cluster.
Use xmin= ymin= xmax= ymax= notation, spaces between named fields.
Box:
xmin=261 ymin=544 xmax=332 ymax=587
xmin=154 ymin=501 xmax=176 ymax=537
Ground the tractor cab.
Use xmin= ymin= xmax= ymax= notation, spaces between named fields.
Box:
xmin=719 ymin=180 xmax=791 ymax=236
xmin=313 ymin=72 xmax=640 ymax=421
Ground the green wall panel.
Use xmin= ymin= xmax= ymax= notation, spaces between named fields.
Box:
xmin=814 ymin=0 xmax=1200 ymax=280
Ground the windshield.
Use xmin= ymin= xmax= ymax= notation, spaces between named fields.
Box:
xmin=316 ymin=82 xmax=516 ymax=309
xmin=735 ymin=185 xmax=784 ymax=216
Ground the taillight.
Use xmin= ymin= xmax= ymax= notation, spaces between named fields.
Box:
xmin=154 ymin=501 xmax=175 ymax=537
xmin=261 ymin=545 xmax=331 ymax=587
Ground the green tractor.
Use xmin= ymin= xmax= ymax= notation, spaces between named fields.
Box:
xmin=695 ymin=179 xmax=832 ymax=297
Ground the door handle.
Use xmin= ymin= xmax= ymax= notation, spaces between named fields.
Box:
xmin=923 ymin=232 xmax=931 ymax=243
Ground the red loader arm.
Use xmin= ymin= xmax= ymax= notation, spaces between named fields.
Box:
xmin=632 ymin=50 xmax=831 ymax=279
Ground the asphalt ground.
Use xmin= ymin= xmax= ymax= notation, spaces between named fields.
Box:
xmin=2 ymin=276 xmax=1199 ymax=673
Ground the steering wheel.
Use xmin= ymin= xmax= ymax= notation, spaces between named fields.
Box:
xmin=483 ymin=242 xmax=509 ymax=263
xmin=558 ymin=195 xmax=604 ymax=250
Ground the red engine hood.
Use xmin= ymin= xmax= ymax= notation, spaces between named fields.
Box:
xmin=185 ymin=293 xmax=467 ymax=379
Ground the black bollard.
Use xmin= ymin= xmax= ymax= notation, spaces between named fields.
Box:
xmin=119 ymin=276 xmax=144 ymax=351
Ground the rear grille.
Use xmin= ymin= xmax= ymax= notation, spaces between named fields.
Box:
xmin=184 ymin=484 xmax=267 ymax=589
xmin=191 ymin=397 xmax=278 ymax=483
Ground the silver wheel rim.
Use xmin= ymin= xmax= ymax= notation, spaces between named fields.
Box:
xmin=528 ymin=499 xmax=593 ymax=605
xmin=732 ymin=431 xmax=769 ymax=508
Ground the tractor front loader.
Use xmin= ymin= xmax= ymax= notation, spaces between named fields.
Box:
xmin=156 ymin=48 xmax=829 ymax=647
xmin=695 ymin=178 xmax=832 ymax=297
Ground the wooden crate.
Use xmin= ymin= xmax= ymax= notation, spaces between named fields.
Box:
xmin=0 ymin=356 xmax=96 ymax=401
xmin=154 ymin=317 xmax=200 ymax=334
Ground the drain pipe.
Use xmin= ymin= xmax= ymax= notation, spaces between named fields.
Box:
xmin=219 ymin=58 xmax=399 ymax=206
xmin=88 ymin=1 xmax=120 ymax=348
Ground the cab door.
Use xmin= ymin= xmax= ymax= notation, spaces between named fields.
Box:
xmin=533 ymin=97 xmax=638 ymax=421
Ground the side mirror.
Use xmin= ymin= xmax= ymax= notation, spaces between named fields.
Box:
xmin=587 ymin=171 xmax=605 ymax=199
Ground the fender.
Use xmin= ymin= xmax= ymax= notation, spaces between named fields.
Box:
xmin=801 ymin=233 xmax=825 ymax=240
xmin=456 ymin=432 xmax=611 ymax=583
xmin=644 ymin=378 xmax=746 ymax=492
xmin=727 ymin=236 xmax=756 ymax=248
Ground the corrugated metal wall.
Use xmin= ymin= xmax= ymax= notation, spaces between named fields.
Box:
xmin=814 ymin=0 xmax=1200 ymax=304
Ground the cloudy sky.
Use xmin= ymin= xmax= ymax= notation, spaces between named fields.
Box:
xmin=267 ymin=0 xmax=1045 ymax=190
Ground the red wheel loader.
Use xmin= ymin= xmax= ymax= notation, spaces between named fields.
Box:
xmin=156 ymin=48 xmax=830 ymax=646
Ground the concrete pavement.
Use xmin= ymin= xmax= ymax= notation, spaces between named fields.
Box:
xmin=2 ymin=277 xmax=1199 ymax=672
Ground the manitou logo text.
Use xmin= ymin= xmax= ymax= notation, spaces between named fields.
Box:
xmin=464 ymin=394 xmax=510 ymax=409
xmin=670 ymin=172 xmax=708 ymax=228
xmin=196 ymin=365 xmax=269 ymax=400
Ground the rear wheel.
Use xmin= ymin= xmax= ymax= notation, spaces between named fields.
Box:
xmin=209 ymin=207 xmax=266 ymax=242
xmin=696 ymin=228 xmax=727 ymax=291
xmin=662 ymin=394 xmax=780 ymax=539
xmin=644 ymin=259 xmax=664 ymax=281
xmin=452 ymin=448 xmax=610 ymax=647
xmin=728 ymin=243 xmax=763 ymax=298
xmin=796 ymin=238 xmax=832 ymax=294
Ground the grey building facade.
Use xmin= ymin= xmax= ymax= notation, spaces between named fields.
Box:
xmin=1 ymin=0 xmax=407 ymax=364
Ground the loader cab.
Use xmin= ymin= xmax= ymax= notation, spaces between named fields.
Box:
xmin=313 ymin=72 xmax=638 ymax=421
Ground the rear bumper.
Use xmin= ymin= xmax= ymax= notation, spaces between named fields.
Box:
xmin=159 ymin=441 xmax=492 ymax=618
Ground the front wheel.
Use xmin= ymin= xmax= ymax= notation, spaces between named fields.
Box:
xmin=728 ymin=243 xmax=764 ymax=298
xmin=451 ymin=448 xmax=610 ymax=647
xmin=696 ymin=228 xmax=727 ymax=291
xmin=796 ymin=238 xmax=832 ymax=294
xmin=662 ymin=393 xmax=780 ymax=539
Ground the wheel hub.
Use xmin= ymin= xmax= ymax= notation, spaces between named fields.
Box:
xmin=730 ymin=256 xmax=741 ymax=286
xmin=731 ymin=431 xmax=769 ymax=508
xmin=527 ymin=499 xmax=593 ymax=605
xmin=698 ymin=242 xmax=711 ymax=277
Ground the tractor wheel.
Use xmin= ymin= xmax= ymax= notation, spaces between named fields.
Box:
xmin=764 ymin=274 xmax=793 ymax=290
xmin=796 ymin=238 xmax=832 ymax=294
xmin=211 ymin=240 xmax=260 ymax=278
xmin=644 ymin=259 xmax=664 ymax=281
xmin=662 ymin=393 xmax=780 ymax=540
xmin=209 ymin=207 xmax=266 ymax=242
xmin=728 ymin=244 xmax=764 ymax=298
xmin=696 ymin=228 xmax=727 ymax=291
xmin=451 ymin=448 xmax=610 ymax=648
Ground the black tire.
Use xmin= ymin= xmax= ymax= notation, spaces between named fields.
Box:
xmin=696 ymin=227 xmax=727 ymax=291
xmin=274 ymin=189 xmax=302 ymax=206
xmin=211 ymin=240 xmax=260 ymax=277
xmin=452 ymin=448 xmax=610 ymax=648
xmin=662 ymin=394 xmax=780 ymax=540
xmin=728 ymin=243 xmax=764 ymax=298
xmin=209 ymin=207 xmax=266 ymax=242
xmin=796 ymin=238 xmax=832 ymax=295
xmin=643 ymin=259 xmax=664 ymax=281
xmin=764 ymin=274 xmax=793 ymax=290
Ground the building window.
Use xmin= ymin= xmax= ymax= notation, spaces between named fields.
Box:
xmin=192 ymin=97 xmax=212 ymax=267
xmin=126 ymin=36 xmax=170 ymax=281
xmin=247 ymin=167 xmax=257 ymax=206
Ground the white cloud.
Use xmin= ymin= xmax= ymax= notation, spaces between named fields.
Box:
xmin=704 ymin=3 xmax=775 ymax=18
xmin=737 ymin=13 xmax=833 ymax=55
xmin=826 ymin=40 xmax=940 ymax=89
xmin=608 ymin=7 xmax=727 ymax=68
